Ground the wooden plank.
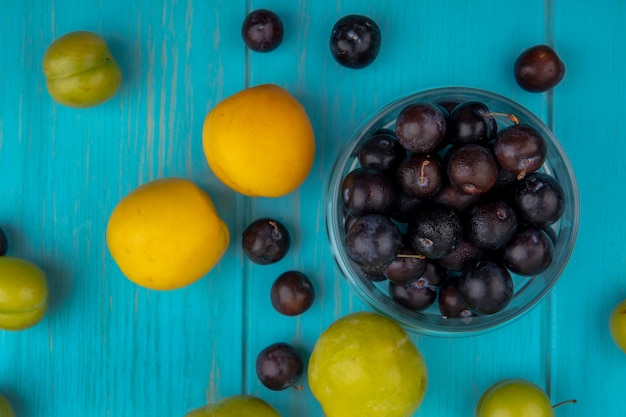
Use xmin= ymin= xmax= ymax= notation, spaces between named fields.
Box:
xmin=551 ymin=1 xmax=626 ymax=415
xmin=242 ymin=1 xmax=551 ymax=416
xmin=0 ymin=1 xmax=247 ymax=416
xmin=2 ymin=1 xmax=624 ymax=416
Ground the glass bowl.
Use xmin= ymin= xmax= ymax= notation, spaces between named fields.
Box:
xmin=326 ymin=87 xmax=579 ymax=336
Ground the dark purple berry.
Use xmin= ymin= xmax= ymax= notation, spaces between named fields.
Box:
xmin=447 ymin=101 xmax=497 ymax=145
xmin=396 ymin=153 xmax=444 ymax=199
xmin=242 ymin=218 xmax=290 ymax=265
xmin=395 ymin=103 xmax=447 ymax=153
xmin=494 ymin=124 xmax=547 ymax=180
xmin=330 ymin=15 xmax=381 ymax=69
xmin=256 ymin=343 xmax=303 ymax=391
xmin=407 ymin=205 xmax=463 ymax=259
xmin=270 ymin=271 xmax=315 ymax=316
xmin=358 ymin=133 xmax=407 ymax=175
xmin=467 ymin=201 xmax=518 ymax=250
xmin=447 ymin=144 xmax=499 ymax=196
xmin=341 ymin=167 xmax=396 ymax=217
xmin=438 ymin=275 xmax=476 ymax=319
xmin=513 ymin=172 xmax=565 ymax=227
xmin=458 ymin=260 xmax=513 ymax=315
xmin=432 ymin=181 xmax=481 ymax=212
xmin=358 ymin=266 xmax=387 ymax=282
xmin=389 ymin=278 xmax=437 ymax=311
xmin=345 ymin=214 xmax=402 ymax=271
xmin=241 ymin=9 xmax=284 ymax=52
xmin=438 ymin=238 xmax=483 ymax=272
xmin=514 ymin=45 xmax=565 ymax=92
xmin=383 ymin=246 xmax=428 ymax=284
xmin=503 ymin=227 xmax=554 ymax=276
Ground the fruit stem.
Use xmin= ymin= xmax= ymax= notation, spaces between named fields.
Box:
xmin=485 ymin=112 xmax=520 ymax=125
xmin=552 ymin=399 xmax=578 ymax=409
xmin=290 ymin=383 xmax=303 ymax=391
xmin=397 ymin=253 xmax=426 ymax=260
xmin=269 ymin=220 xmax=280 ymax=238
xmin=516 ymin=158 xmax=530 ymax=180
xmin=419 ymin=160 xmax=430 ymax=184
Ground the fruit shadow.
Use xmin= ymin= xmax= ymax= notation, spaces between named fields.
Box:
xmin=1 ymin=389 xmax=26 ymax=417
xmin=39 ymin=253 xmax=72 ymax=317
xmin=106 ymin=37 xmax=136 ymax=92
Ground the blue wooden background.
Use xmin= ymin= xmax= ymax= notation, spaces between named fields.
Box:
xmin=1 ymin=1 xmax=624 ymax=416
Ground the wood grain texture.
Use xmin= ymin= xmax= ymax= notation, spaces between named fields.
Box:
xmin=0 ymin=0 xmax=624 ymax=416
xmin=550 ymin=1 xmax=626 ymax=416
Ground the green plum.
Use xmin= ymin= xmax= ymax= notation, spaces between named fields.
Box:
xmin=0 ymin=256 xmax=49 ymax=331
xmin=0 ymin=394 xmax=15 ymax=417
xmin=476 ymin=379 xmax=575 ymax=417
xmin=184 ymin=395 xmax=282 ymax=417
xmin=42 ymin=31 xmax=122 ymax=108
xmin=610 ymin=299 xmax=626 ymax=353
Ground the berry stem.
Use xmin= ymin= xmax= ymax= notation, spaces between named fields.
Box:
xmin=419 ymin=160 xmax=430 ymax=184
xmin=269 ymin=220 xmax=280 ymax=238
xmin=516 ymin=158 xmax=531 ymax=180
xmin=485 ymin=112 xmax=520 ymax=125
xmin=552 ymin=399 xmax=577 ymax=409
xmin=397 ymin=253 xmax=426 ymax=260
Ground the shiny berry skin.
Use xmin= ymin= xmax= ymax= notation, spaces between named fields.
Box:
xmin=242 ymin=218 xmax=290 ymax=265
xmin=407 ymin=205 xmax=463 ymax=259
xmin=256 ymin=342 xmax=303 ymax=390
xmin=341 ymin=167 xmax=397 ymax=217
xmin=447 ymin=101 xmax=497 ymax=145
xmin=389 ymin=278 xmax=437 ymax=311
xmin=383 ymin=245 xmax=428 ymax=284
xmin=503 ymin=227 xmax=554 ymax=276
xmin=494 ymin=124 xmax=547 ymax=180
xmin=437 ymin=238 xmax=483 ymax=272
xmin=395 ymin=103 xmax=447 ymax=153
xmin=467 ymin=201 xmax=518 ymax=250
xmin=438 ymin=275 xmax=475 ymax=319
xmin=459 ymin=260 xmax=513 ymax=315
xmin=270 ymin=271 xmax=315 ymax=316
xmin=432 ymin=181 xmax=481 ymax=212
xmin=358 ymin=133 xmax=407 ymax=175
xmin=241 ymin=9 xmax=284 ymax=52
xmin=447 ymin=144 xmax=499 ymax=196
xmin=396 ymin=153 xmax=444 ymax=199
xmin=330 ymin=14 xmax=381 ymax=69
xmin=514 ymin=45 xmax=565 ymax=92
xmin=513 ymin=172 xmax=565 ymax=228
xmin=345 ymin=214 xmax=402 ymax=271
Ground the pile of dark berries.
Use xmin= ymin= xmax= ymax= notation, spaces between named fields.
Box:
xmin=340 ymin=99 xmax=566 ymax=318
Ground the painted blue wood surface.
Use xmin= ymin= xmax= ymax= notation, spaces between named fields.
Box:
xmin=0 ymin=1 xmax=624 ymax=416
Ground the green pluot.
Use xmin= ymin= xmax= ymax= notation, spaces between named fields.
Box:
xmin=477 ymin=379 xmax=552 ymax=417
xmin=476 ymin=378 xmax=576 ymax=417
xmin=308 ymin=312 xmax=428 ymax=417
xmin=42 ymin=31 xmax=122 ymax=108
xmin=0 ymin=256 xmax=49 ymax=331
xmin=184 ymin=395 xmax=281 ymax=417
xmin=0 ymin=394 xmax=15 ymax=417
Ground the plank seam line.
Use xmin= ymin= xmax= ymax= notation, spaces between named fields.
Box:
xmin=544 ymin=0 xmax=556 ymax=401
xmin=241 ymin=0 xmax=252 ymax=397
